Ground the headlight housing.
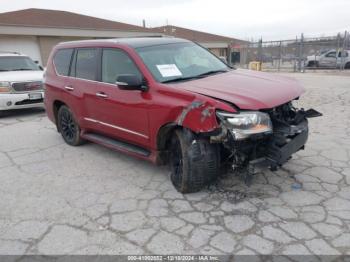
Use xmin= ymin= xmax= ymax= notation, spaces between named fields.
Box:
xmin=0 ymin=82 xmax=11 ymax=93
xmin=217 ymin=111 xmax=273 ymax=140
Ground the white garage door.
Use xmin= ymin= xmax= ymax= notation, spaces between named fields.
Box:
xmin=0 ymin=35 xmax=42 ymax=65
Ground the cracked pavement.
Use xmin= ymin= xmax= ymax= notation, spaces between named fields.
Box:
xmin=0 ymin=72 xmax=350 ymax=256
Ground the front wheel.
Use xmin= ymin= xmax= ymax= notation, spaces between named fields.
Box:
xmin=169 ymin=129 xmax=220 ymax=193
xmin=57 ymin=105 xmax=84 ymax=146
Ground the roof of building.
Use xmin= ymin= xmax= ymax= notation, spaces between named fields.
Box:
xmin=57 ymin=37 xmax=192 ymax=49
xmin=152 ymin=25 xmax=246 ymax=44
xmin=0 ymin=8 xmax=151 ymax=32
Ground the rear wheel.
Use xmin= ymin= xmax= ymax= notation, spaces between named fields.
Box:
xmin=308 ymin=61 xmax=319 ymax=67
xmin=57 ymin=105 xmax=84 ymax=146
xmin=169 ymin=129 xmax=220 ymax=193
xmin=307 ymin=61 xmax=315 ymax=67
xmin=345 ymin=62 xmax=350 ymax=69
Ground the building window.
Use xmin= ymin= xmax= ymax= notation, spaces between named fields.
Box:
xmin=219 ymin=49 xmax=226 ymax=57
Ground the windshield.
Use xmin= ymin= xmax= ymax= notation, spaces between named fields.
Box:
xmin=0 ymin=56 xmax=41 ymax=71
xmin=136 ymin=42 xmax=229 ymax=83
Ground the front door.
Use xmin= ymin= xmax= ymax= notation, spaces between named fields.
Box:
xmin=319 ymin=51 xmax=337 ymax=68
xmin=86 ymin=48 xmax=150 ymax=147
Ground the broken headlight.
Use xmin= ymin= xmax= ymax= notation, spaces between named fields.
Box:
xmin=216 ymin=111 xmax=273 ymax=140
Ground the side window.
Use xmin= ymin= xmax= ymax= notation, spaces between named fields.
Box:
xmin=339 ymin=51 xmax=349 ymax=57
xmin=326 ymin=52 xmax=336 ymax=58
xmin=75 ymin=49 xmax=98 ymax=81
xmin=53 ymin=49 xmax=73 ymax=76
xmin=102 ymin=49 xmax=141 ymax=84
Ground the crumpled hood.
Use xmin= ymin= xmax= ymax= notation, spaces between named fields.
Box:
xmin=0 ymin=70 xmax=43 ymax=82
xmin=169 ymin=69 xmax=305 ymax=110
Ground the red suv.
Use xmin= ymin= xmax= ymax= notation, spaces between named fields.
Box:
xmin=44 ymin=38 xmax=321 ymax=193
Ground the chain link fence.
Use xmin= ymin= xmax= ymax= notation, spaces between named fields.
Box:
xmin=232 ymin=31 xmax=350 ymax=72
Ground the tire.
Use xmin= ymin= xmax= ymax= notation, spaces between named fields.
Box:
xmin=169 ymin=129 xmax=220 ymax=193
xmin=308 ymin=61 xmax=319 ymax=68
xmin=345 ymin=62 xmax=350 ymax=70
xmin=307 ymin=61 xmax=315 ymax=67
xmin=57 ymin=105 xmax=84 ymax=146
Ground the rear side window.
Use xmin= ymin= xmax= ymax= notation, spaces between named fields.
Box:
xmin=338 ymin=51 xmax=349 ymax=57
xmin=75 ymin=49 xmax=98 ymax=81
xmin=53 ymin=49 xmax=73 ymax=76
xmin=102 ymin=49 xmax=141 ymax=84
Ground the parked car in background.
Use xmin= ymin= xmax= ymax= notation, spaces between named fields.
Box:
xmin=44 ymin=38 xmax=321 ymax=193
xmin=0 ymin=52 xmax=44 ymax=116
xmin=306 ymin=49 xmax=350 ymax=69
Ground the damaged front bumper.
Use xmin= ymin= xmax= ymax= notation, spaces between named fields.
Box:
xmin=249 ymin=119 xmax=309 ymax=171
xmin=212 ymin=103 xmax=322 ymax=179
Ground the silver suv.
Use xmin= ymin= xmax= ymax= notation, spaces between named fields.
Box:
xmin=0 ymin=52 xmax=44 ymax=115
xmin=306 ymin=49 xmax=350 ymax=69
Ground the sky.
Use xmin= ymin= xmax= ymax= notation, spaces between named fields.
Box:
xmin=0 ymin=0 xmax=349 ymax=41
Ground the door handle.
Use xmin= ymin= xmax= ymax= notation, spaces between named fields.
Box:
xmin=96 ymin=92 xmax=108 ymax=98
xmin=64 ymin=86 xmax=74 ymax=91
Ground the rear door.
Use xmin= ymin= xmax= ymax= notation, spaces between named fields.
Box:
xmin=67 ymin=48 xmax=100 ymax=131
xmin=337 ymin=50 xmax=349 ymax=68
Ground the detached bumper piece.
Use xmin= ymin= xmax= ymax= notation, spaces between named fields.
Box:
xmin=250 ymin=120 xmax=309 ymax=171
xmin=243 ymin=106 xmax=322 ymax=184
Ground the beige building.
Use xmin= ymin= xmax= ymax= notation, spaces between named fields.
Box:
xmin=152 ymin=25 xmax=247 ymax=59
xmin=0 ymin=8 xmax=246 ymax=66
xmin=0 ymin=8 xmax=161 ymax=65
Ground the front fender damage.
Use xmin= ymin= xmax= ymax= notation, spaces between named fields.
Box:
xmin=177 ymin=100 xmax=219 ymax=133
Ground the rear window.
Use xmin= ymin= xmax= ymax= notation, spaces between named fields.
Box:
xmin=53 ymin=49 xmax=73 ymax=76
xmin=75 ymin=49 xmax=98 ymax=81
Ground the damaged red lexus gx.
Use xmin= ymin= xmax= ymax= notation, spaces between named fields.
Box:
xmin=44 ymin=38 xmax=321 ymax=193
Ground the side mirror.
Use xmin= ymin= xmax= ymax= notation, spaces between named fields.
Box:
xmin=116 ymin=74 xmax=147 ymax=91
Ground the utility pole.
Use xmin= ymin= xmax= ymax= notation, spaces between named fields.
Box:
xmin=294 ymin=36 xmax=298 ymax=72
xmin=258 ymin=38 xmax=263 ymax=63
xmin=298 ymin=33 xmax=304 ymax=72
xmin=336 ymin=33 xmax=341 ymax=70
xmin=278 ymin=41 xmax=282 ymax=71
xmin=341 ymin=31 xmax=348 ymax=70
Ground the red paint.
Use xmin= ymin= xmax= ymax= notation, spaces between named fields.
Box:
xmin=44 ymin=40 xmax=304 ymax=163
xmin=171 ymin=69 xmax=305 ymax=110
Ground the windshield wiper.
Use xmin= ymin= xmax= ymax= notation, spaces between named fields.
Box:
xmin=161 ymin=69 xmax=229 ymax=83
xmin=196 ymin=69 xmax=229 ymax=77
xmin=0 ymin=69 xmax=10 ymax=71
xmin=161 ymin=75 xmax=205 ymax=83
xmin=12 ymin=68 xmax=35 ymax=71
